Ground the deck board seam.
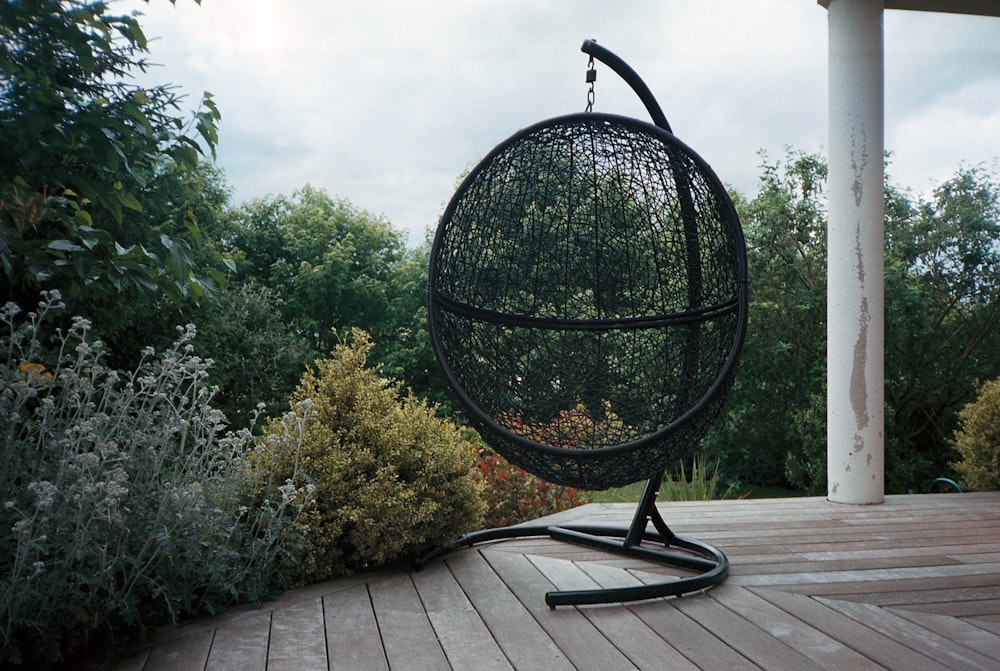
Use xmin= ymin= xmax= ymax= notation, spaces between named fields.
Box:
xmin=440 ymin=552 xmax=516 ymax=670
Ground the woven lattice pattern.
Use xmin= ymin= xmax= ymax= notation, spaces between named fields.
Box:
xmin=429 ymin=113 xmax=747 ymax=489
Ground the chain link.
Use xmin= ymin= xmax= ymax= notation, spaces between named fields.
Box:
xmin=585 ymin=55 xmax=596 ymax=112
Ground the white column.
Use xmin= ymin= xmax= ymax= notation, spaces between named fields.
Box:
xmin=825 ymin=0 xmax=885 ymax=504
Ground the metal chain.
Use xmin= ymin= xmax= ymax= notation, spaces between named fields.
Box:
xmin=585 ymin=55 xmax=596 ymax=112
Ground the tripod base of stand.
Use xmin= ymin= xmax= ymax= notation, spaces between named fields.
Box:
xmin=413 ymin=474 xmax=728 ymax=607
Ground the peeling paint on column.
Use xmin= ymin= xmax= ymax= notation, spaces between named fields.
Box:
xmin=851 ymin=216 xmax=871 ymax=456
xmin=851 ymin=295 xmax=871 ymax=445
xmin=851 ymin=127 xmax=868 ymax=207
xmin=850 ymin=207 xmax=871 ymax=455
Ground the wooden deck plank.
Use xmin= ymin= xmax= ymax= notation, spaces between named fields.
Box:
xmin=760 ymin=571 xmax=1000 ymax=596
xmin=753 ymin=588 xmax=954 ymax=671
xmin=729 ymin=555 xmax=961 ymax=576
xmin=410 ymin=558 xmax=513 ymax=670
xmin=367 ymin=571 xmax=450 ymax=671
xmin=575 ymin=561 xmax=680 ymax=593
xmin=818 ymin=596 xmax=1000 ymax=671
xmin=960 ymin=552 xmax=1000 ymax=563
xmin=265 ymin=596 xmax=328 ymax=671
xmin=482 ymin=549 xmax=641 ymax=671
xmin=629 ymin=597 xmax=763 ymax=670
xmin=966 ymin=616 xmax=1000 ymax=635
xmin=671 ymin=585 xmax=828 ymax=671
xmin=529 ymin=555 xmax=701 ymax=671
xmin=799 ymin=542 xmax=1000 ymax=561
xmin=203 ymin=612 xmax=270 ymax=671
xmin=140 ymin=627 xmax=213 ymax=671
xmin=722 ymin=535 xmax=1000 ymax=557
xmin=887 ymin=607 xmax=1000 ymax=662
xmin=710 ymin=582 xmax=885 ymax=671
xmin=730 ymin=561 xmax=1000 ymax=588
xmin=323 ymin=583 xmax=389 ymax=671
xmin=825 ymin=585 xmax=1000 ymax=607
xmin=444 ymin=550 xmax=576 ymax=671
xmin=895 ymin=599 xmax=1000 ymax=618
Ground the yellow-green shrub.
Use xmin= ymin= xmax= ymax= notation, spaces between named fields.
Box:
xmin=250 ymin=331 xmax=484 ymax=584
xmin=951 ymin=377 xmax=1000 ymax=491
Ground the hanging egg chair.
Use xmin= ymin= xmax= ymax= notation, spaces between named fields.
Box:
xmin=415 ymin=40 xmax=749 ymax=607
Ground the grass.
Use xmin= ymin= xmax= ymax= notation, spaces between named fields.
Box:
xmin=590 ymin=481 xmax=648 ymax=503
xmin=589 ymin=457 xmax=807 ymax=503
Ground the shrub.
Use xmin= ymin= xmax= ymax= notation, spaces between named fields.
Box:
xmin=250 ymin=330 xmax=485 ymax=585
xmin=659 ymin=454 xmax=748 ymax=501
xmin=951 ymin=377 xmax=1000 ymax=491
xmin=0 ymin=293 xmax=310 ymax=668
xmin=188 ymin=283 xmax=314 ymax=427
xmin=477 ymin=447 xmax=592 ymax=528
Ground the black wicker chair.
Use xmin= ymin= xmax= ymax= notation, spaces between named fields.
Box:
xmin=414 ymin=41 xmax=749 ymax=607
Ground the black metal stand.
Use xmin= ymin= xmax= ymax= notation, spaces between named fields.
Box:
xmin=412 ymin=471 xmax=728 ymax=607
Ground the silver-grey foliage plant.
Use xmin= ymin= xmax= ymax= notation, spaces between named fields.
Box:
xmin=0 ymin=292 xmax=312 ymax=666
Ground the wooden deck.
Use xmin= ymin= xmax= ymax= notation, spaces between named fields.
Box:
xmin=106 ymin=492 xmax=1000 ymax=670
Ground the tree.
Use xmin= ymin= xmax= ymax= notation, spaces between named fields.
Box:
xmin=220 ymin=186 xmax=451 ymax=410
xmin=702 ymin=149 xmax=828 ymax=490
xmin=0 ymin=0 xmax=222 ymax=318
xmin=81 ymin=160 xmax=237 ymax=371
xmin=223 ymin=186 xmax=404 ymax=347
xmin=703 ymin=151 xmax=1000 ymax=494
xmin=372 ymin=236 xmax=453 ymax=409
xmin=186 ymin=282 xmax=313 ymax=426
xmin=883 ymin=166 xmax=1000 ymax=491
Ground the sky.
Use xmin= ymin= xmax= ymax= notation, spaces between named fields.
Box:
xmin=121 ymin=0 xmax=1000 ymax=246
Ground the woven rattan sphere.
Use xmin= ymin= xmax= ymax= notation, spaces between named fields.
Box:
xmin=429 ymin=112 xmax=748 ymax=489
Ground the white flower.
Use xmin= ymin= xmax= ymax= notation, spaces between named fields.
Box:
xmin=28 ymin=480 xmax=58 ymax=509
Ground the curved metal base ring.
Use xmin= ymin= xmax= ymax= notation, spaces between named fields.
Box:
xmin=413 ymin=474 xmax=728 ymax=608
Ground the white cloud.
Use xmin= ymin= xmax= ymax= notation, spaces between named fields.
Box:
xmin=889 ymin=77 xmax=1000 ymax=193
xmin=122 ymin=0 xmax=1000 ymax=245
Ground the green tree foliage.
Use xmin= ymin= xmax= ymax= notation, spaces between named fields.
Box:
xmin=187 ymin=282 xmax=313 ymax=425
xmin=0 ymin=0 xmax=223 ymax=317
xmin=883 ymin=166 xmax=1000 ymax=490
xmin=224 ymin=185 xmax=404 ymax=347
xmin=88 ymin=160 xmax=236 ymax=369
xmin=222 ymin=185 xmax=445 ymax=409
xmin=703 ymin=150 xmax=828 ymax=489
xmin=704 ymin=151 xmax=1000 ymax=494
xmin=373 ymin=236 xmax=453 ymax=409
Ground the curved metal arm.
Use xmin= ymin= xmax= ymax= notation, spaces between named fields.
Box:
xmin=581 ymin=39 xmax=672 ymax=132
xmin=582 ymin=39 xmax=700 ymax=371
